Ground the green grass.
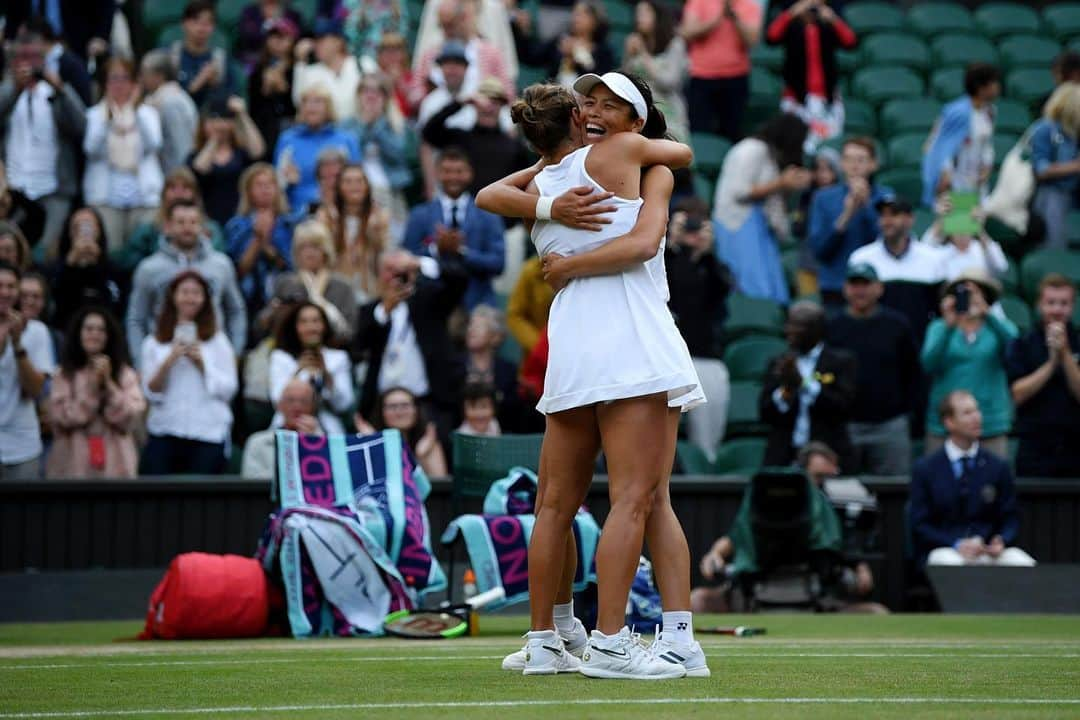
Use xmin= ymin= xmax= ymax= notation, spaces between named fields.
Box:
xmin=1 ymin=615 xmax=1079 ymax=719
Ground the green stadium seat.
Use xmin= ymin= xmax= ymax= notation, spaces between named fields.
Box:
xmin=907 ymin=3 xmax=974 ymax=36
xmin=1074 ymin=298 xmax=1080 ymax=326
xmin=999 ymin=295 xmax=1033 ymax=333
xmin=844 ymin=98 xmax=877 ymax=137
xmin=852 ymin=67 xmax=924 ymax=107
xmin=142 ymin=3 xmax=185 ymax=36
xmin=216 ymin=0 xmax=248 ymax=30
xmin=1020 ymin=250 xmax=1080 ymax=300
xmin=750 ymin=67 xmax=784 ymax=99
xmin=781 ymin=248 xmax=800 ymax=295
xmin=860 ymin=33 xmax=930 ymax=72
xmin=293 ymin=0 xmax=319 ymax=25
xmin=603 ymin=0 xmax=635 ymax=32
xmin=1068 ymin=210 xmax=1080 ymax=246
xmin=1002 ymin=259 xmax=1021 ymax=295
xmin=835 ymin=49 xmax=859 ymax=74
xmin=879 ymin=98 xmax=941 ymax=137
xmin=157 ymin=25 xmax=232 ymax=51
xmin=676 ymin=441 xmax=714 ymax=474
xmin=725 ymin=294 xmax=785 ymax=339
xmin=843 ymin=2 xmax=906 ymax=36
xmin=723 ymin=336 xmax=788 ymax=381
xmin=691 ymin=132 xmax=732 ymax=179
xmin=992 ymin=134 xmax=1020 ymax=166
xmin=885 ymin=133 xmax=926 ymax=170
xmin=913 ymin=207 xmax=935 ymax=237
xmin=930 ymin=34 xmax=998 ymax=70
xmin=994 ymin=99 xmax=1034 ymax=135
xmin=517 ymin=64 xmax=549 ymax=92
xmin=1043 ymin=3 xmax=1080 ymax=42
xmin=929 ymin=67 xmax=966 ymax=101
xmin=741 ymin=94 xmax=779 ymax=136
xmin=1071 ymin=37 xmax=1080 ymax=54
xmin=751 ymin=43 xmax=785 ymax=72
xmin=974 ymin=2 xmax=1042 ymax=40
xmin=875 ymin=168 xmax=923 ymax=204
xmin=726 ymin=380 xmax=766 ymax=437
xmin=713 ymin=438 xmax=768 ymax=476
xmin=1005 ymin=68 xmax=1056 ymax=112
xmin=451 ymin=433 xmax=544 ymax=505
xmin=998 ymin=35 xmax=1062 ymax=71
xmin=693 ymin=172 xmax=716 ymax=204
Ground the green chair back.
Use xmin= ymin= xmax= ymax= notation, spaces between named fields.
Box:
xmin=725 ymin=294 xmax=785 ymax=339
xmin=842 ymin=2 xmax=906 ymax=36
xmin=885 ymin=133 xmax=927 ymax=169
xmin=693 ymin=171 xmax=717 ymax=204
xmin=1043 ymin=3 xmax=1080 ymax=41
xmin=751 ymin=43 xmax=785 ymax=72
xmin=517 ymin=64 xmax=550 ymax=93
xmin=142 ymin=3 xmax=186 ymax=36
xmin=1020 ymin=250 xmax=1080 ymax=301
xmin=907 ymin=3 xmax=974 ymax=36
xmin=691 ymin=132 xmax=733 ymax=179
xmin=843 ymin=98 xmax=877 ymax=137
xmin=713 ymin=437 xmax=768 ymax=476
xmin=851 ymin=66 xmax=924 ymax=107
xmin=750 ymin=67 xmax=784 ymax=99
xmin=451 ymin=433 xmax=544 ymax=502
xmin=603 ymin=0 xmax=635 ymax=32
xmin=723 ymin=336 xmax=788 ymax=382
xmin=880 ymin=98 xmax=941 ymax=138
xmin=998 ymin=34 xmax=1062 ymax=71
xmin=157 ymin=25 xmax=232 ymax=51
xmin=929 ymin=33 xmax=999 ymax=69
xmin=929 ymin=67 xmax=966 ymax=101
xmin=875 ymin=168 xmax=923 ymax=205
xmin=992 ymin=134 xmax=1020 ymax=167
xmin=974 ymin=2 xmax=1042 ymax=40
xmin=676 ymin=441 xmax=713 ymax=474
xmin=999 ymin=295 xmax=1033 ymax=333
xmin=726 ymin=380 xmax=766 ymax=437
xmin=860 ymin=33 xmax=930 ymax=72
xmin=994 ymin=99 xmax=1034 ymax=135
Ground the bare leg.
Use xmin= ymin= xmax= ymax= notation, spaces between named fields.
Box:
xmin=594 ymin=394 xmax=670 ymax=634
xmin=645 ymin=408 xmax=691 ymax=611
xmin=529 ymin=405 xmax=599 ymax=631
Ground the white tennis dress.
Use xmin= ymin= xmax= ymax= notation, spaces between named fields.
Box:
xmin=532 ymin=145 xmax=705 ymax=415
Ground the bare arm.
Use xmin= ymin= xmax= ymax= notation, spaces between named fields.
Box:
xmin=1010 ymin=360 xmax=1056 ymax=406
xmin=543 ymin=165 xmax=673 ymax=282
xmin=475 ymin=160 xmax=618 ymax=231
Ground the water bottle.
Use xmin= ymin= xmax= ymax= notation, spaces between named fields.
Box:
xmin=463 ymin=568 xmax=477 ymax=600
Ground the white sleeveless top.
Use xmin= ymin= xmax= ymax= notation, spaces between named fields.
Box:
xmin=532 ymin=145 xmax=705 ymax=414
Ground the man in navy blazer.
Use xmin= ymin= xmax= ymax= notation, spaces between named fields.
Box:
xmin=403 ymin=148 xmax=505 ymax=311
xmin=910 ymin=390 xmax=1036 ymax=568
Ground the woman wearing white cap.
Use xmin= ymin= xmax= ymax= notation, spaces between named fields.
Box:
xmin=476 ymin=72 xmax=707 ymax=680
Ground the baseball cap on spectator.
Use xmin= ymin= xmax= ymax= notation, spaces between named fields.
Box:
xmin=874 ymin=194 xmax=913 ymax=214
xmin=436 ymin=41 xmax=469 ymax=66
xmin=943 ymin=268 xmax=1002 ymax=305
xmin=475 ymin=77 xmax=508 ymax=104
xmin=267 ymin=17 xmax=299 ymax=39
xmin=846 ymin=262 xmax=879 ymax=282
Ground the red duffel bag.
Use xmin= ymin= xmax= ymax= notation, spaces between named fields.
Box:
xmin=139 ymin=553 xmax=270 ymax=639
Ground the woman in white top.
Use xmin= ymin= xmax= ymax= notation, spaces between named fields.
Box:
xmin=477 ymin=75 xmax=703 ymax=679
xmin=141 ymin=270 xmax=238 ymax=474
xmin=269 ymin=301 xmax=354 ymax=435
xmin=83 ymin=57 xmax=163 ymax=257
xmin=921 ymin=196 xmax=1009 ymax=282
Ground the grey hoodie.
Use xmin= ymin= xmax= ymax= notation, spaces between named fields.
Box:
xmin=126 ymin=235 xmax=247 ymax=364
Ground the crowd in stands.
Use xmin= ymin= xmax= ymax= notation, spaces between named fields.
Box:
xmin=0 ymin=0 xmax=1076 ymax=513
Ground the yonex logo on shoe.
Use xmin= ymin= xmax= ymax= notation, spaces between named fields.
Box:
xmin=676 ymin=622 xmax=687 ymax=631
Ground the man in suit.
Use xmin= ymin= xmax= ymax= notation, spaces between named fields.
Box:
xmin=759 ymin=300 xmax=857 ymax=472
xmin=910 ymin=390 xmax=1036 ymax=568
xmin=353 ymin=247 xmax=468 ymax=439
xmin=403 ymin=147 xmax=505 ymax=311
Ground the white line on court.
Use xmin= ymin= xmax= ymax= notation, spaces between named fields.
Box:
xmin=2 ymin=697 xmax=1080 ymax=718
xmin=2 ymin=651 xmax=1076 ymax=671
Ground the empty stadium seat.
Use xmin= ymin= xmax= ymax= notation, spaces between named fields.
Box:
xmin=676 ymin=441 xmax=714 ymax=474
xmin=974 ymin=2 xmax=1043 ymax=39
xmin=603 ymin=0 xmax=635 ymax=32
xmin=860 ymin=33 xmax=930 ymax=72
xmin=907 ymin=3 xmax=975 ymax=36
xmin=999 ymin=295 xmax=1033 ymax=333
xmin=851 ymin=67 xmax=924 ymax=107
xmin=751 ymin=43 xmax=785 ymax=72
xmin=994 ymin=99 xmax=1035 ymax=135
xmin=691 ymin=132 xmax=732 ymax=179
xmin=517 ymin=64 xmax=549 ymax=92
xmin=142 ymin=3 xmax=186 ymax=36
xmin=714 ymin=438 xmax=768 ymax=476
xmin=992 ymin=134 xmax=1020 ymax=166
xmin=725 ymin=294 xmax=785 ymax=339
xmin=929 ymin=67 xmax=966 ymax=101
xmin=723 ymin=336 xmax=788 ymax=382
xmin=741 ymin=95 xmax=780 ymax=136
xmin=216 ymin=0 xmax=248 ymax=29
xmin=843 ymin=98 xmax=877 ymax=137
xmin=1006 ymin=68 xmax=1056 ymax=111
xmin=930 ymin=34 xmax=999 ymax=69
xmin=750 ymin=67 xmax=784 ymax=99
xmin=874 ymin=168 xmax=923 ymax=204
xmin=726 ymin=380 xmax=766 ymax=437
xmin=1003 ymin=260 xmax=1021 ymax=296
xmin=693 ymin=172 xmax=716 ymax=204
xmin=1020 ymin=250 xmax=1080 ymax=300
xmin=1043 ymin=3 xmax=1080 ymax=41
xmin=843 ymin=1 xmax=906 ymax=36
xmin=913 ymin=207 xmax=935 ymax=237
xmin=998 ymin=34 xmax=1062 ymax=71
xmin=835 ymin=49 xmax=859 ymax=74
xmin=879 ymin=98 xmax=941 ymax=137
xmin=886 ymin=133 xmax=927 ymax=169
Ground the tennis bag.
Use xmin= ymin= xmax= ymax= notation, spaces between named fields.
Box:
xmin=139 ymin=553 xmax=271 ymax=639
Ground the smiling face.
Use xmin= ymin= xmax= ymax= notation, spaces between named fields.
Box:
xmin=183 ymin=10 xmax=215 ymax=49
xmin=18 ymin=277 xmax=45 ymax=320
xmin=0 ymin=270 xmax=18 ymax=314
xmin=464 ymin=396 xmax=495 ymax=432
xmin=1039 ymin=284 xmax=1075 ymax=326
xmin=0 ymin=234 xmax=19 ymax=267
xmin=381 ymin=389 xmax=418 ymax=430
xmin=582 ymin=84 xmax=642 ymax=143
xmin=437 ymin=157 xmax=473 ymax=198
xmin=296 ymin=305 xmax=326 ymax=348
xmin=80 ymin=312 xmax=109 ymax=356
xmin=570 ymin=2 xmax=598 ymax=38
xmin=300 ymin=93 xmax=331 ymax=127
xmin=173 ymin=277 xmax=206 ymax=323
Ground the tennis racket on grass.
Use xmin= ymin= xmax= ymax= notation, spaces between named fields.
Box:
xmin=699 ymin=626 xmax=767 ymax=637
xmin=383 ymin=586 xmax=506 ymax=639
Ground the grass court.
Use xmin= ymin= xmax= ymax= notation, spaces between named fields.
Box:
xmin=1 ymin=614 xmax=1079 ymax=719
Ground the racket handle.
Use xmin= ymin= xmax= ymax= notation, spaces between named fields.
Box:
xmin=466 ymin=586 xmax=506 ymax=609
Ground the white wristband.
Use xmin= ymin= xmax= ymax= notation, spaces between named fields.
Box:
xmin=535 ymin=196 xmax=555 ymax=221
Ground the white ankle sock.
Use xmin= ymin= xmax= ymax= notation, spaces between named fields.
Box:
xmin=662 ymin=611 xmax=694 ymax=645
xmin=553 ymin=601 xmax=575 ymax=635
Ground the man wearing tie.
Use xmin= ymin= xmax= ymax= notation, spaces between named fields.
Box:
xmin=403 ymin=147 xmax=505 ymax=311
xmin=910 ymin=390 xmax=1036 ymax=568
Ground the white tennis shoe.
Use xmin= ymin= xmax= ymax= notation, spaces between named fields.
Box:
xmin=650 ymin=627 xmax=711 ymax=678
xmin=501 ymin=618 xmax=588 ymax=671
xmin=521 ymin=630 xmax=582 ymax=675
xmin=579 ymin=627 xmax=687 ymax=680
